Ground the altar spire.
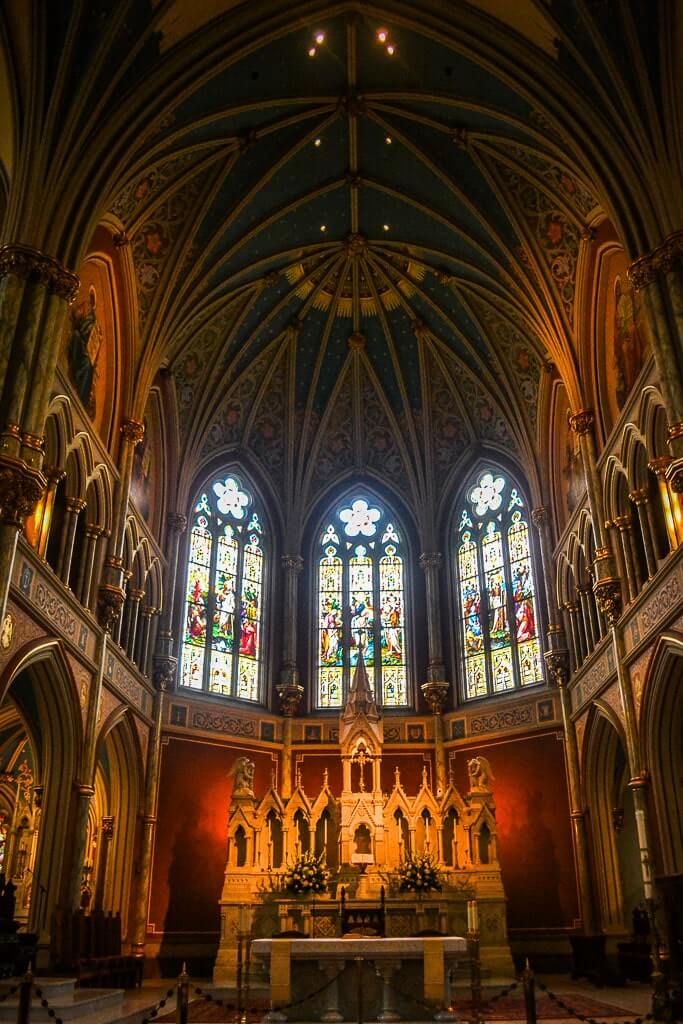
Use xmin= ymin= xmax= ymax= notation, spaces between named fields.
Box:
xmin=342 ymin=644 xmax=380 ymax=723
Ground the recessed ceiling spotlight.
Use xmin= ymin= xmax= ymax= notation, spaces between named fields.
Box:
xmin=315 ymin=31 xmax=325 ymax=45
xmin=320 ymin=224 xmax=327 ymax=232
xmin=377 ymin=28 xmax=388 ymax=43
xmin=308 ymin=46 xmax=317 ymax=57
xmin=385 ymin=135 xmax=393 ymax=145
xmin=383 ymin=224 xmax=390 ymax=231
xmin=386 ymin=43 xmax=396 ymax=56
xmin=314 ymin=138 xmax=322 ymax=147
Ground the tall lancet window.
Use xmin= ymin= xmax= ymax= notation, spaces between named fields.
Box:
xmin=181 ymin=475 xmax=265 ymax=701
xmin=317 ymin=497 xmax=409 ymax=709
xmin=456 ymin=471 xmax=543 ymax=700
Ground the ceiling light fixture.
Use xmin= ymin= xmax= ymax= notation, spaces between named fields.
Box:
xmin=314 ymin=138 xmax=322 ymax=147
xmin=386 ymin=44 xmax=396 ymax=56
xmin=308 ymin=46 xmax=317 ymax=57
xmin=320 ymin=224 xmax=327 ymax=232
xmin=383 ymin=224 xmax=390 ymax=231
xmin=385 ymin=135 xmax=392 ymax=145
xmin=315 ymin=31 xmax=325 ymax=45
xmin=377 ymin=28 xmax=388 ymax=43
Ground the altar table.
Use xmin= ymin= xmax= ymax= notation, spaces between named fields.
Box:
xmin=251 ymin=936 xmax=467 ymax=1022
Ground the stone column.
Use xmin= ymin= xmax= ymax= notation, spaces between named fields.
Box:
xmin=544 ymin=649 xmax=595 ymax=933
xmin=136 ymin=607 xmax=157 ymax=675
xmin=628 ymin=232 xmax=683 ymax=488
xmin=130 ymin=662 xmax=172 ymax=957
xmin=566 ymin=602 xmax=585 ymax=666
xmin=277 ymin=682 xmax=304 ymax=800
xmin=569 ymin=412 xmax=624 ymax=622
xmin=647 ymin=456 xmax=682 ymax=548
xmin=613 ymin=514 xmax=638 ymax=602
xmin=0 ymin=245 xmax=79 ymax=625
xmin=153 ymin=512 xmax=187 ymax=674
xmin=97 ymin=419 xmax=144 ymax=634
xmin=629 ymin=488 xmax=659 ymax=578
xmin=67 ymin=783 xmax=96 ymax=909
xmin=93 ymin=816 xmax=115 ymax=910
xmin=57 ymin=497 xmax=86 ymax=583
xmin=29 ymin=466 xmax=64 ymax=558
xmin=576 ymin=586 xmax=596 ymax=652
xmin=419 ymin=552 xmax=447 ymax=683
xmin=280 ymin=554 xmax=304 ymax=687
xmin=124 ymin=589 xmax=144 ymax=661
xmin=421 ymin=681 xmax=449 ymax=797
xmin=79 ymin=524 xmax=105 ymax=607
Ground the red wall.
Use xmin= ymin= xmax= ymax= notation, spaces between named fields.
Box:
xmin=449 ymin=731 xmax=579 ymax=930
xmin=150 ymin=730 xmax=578 ymax=940
xmin=150 ymin=737 xmax=276 ymax=935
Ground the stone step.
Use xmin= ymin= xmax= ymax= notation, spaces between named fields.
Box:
xmin=0 ymin=979 xmax=78 ymax=1002
xmin=0 ymin=987 xmax=123 ymax=1022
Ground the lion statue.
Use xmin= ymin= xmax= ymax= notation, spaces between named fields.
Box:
xmin=467 ymin=755 xmax=494 ymax=793
xmin=229 ymin=756 xmax=255 ymax=798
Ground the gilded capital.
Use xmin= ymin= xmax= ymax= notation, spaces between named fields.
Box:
xmin=101 ymin=816 xmax=115 ymax=839
xmin=627 ymin=230 xmax=683 ymax=291
xmin=0 ymin=456 xmax=46 ymax=528
xmin=669 ymin=465 xmax=683 ymax=494
xmin=544 ymin=648 xmax=570 ymax=688
xmin=421 ymin=679 xmax=449 ymax=715
xmin=0 ymin=243 xmax=79 ymax=301
xmin=613 ymin=513 xmax=632 ymax=531
xmin=97 ymin=584 xmax=126 ymax=633
xmin=593 ymin=577 xmax=622 ymax=627
xmin=629 ymin=488 xmax=649 ymax=505
xmin=667 ymin=421 xmax=683 ymax=442
xmin=120 ymin=418 xmax=145 ymax=445
xmin=167 ymin=512 xmax=188 ymax=534
xmin=647 ymin=456 xmax=671 ymax=477
xmin=569 ymin=409 xmax=594 ymax=436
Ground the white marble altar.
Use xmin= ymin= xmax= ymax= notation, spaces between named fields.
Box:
xmin=251 ymin=936 xmax=467 ymax=1022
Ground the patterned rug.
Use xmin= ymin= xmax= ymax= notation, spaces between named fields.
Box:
xmin=155 ymin=992 xmax=634 ymax=1021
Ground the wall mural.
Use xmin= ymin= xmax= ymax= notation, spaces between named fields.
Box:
xmin=552 ymin=381 xmax=583 ymax=532
xmin=63 ymin=255 xmax=117 ymax=442
xmin=595 ymin=247 xmax=650 ymax=437
xmin=130 ymin=389 xmax=163 ymax=537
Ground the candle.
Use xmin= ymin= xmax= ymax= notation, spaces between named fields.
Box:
xmin=323 ymin=817 xmax=328 ymax=846
xmin=470 ymin=900 xmax=479 ymax=932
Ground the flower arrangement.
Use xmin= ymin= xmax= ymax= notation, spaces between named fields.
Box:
xmin=397 ymin=852 xmax=443 ymax=893
xmin=283 ymin=850 xmax=331 ymax=896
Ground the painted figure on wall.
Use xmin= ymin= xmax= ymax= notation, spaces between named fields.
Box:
xmin=67 ymin=286 xmax=103 ymax=418
xmin=563 ymin=410 xmax=584 ymax=514
xmin=131 ymin=418 xmax=152 ymax=521
xmin=613 ymin=276 xmax=645 ymax=410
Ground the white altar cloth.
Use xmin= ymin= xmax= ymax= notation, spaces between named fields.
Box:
xmin=252 ymin=936 xmax=467 ymax=958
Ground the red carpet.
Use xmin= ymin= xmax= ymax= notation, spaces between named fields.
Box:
xmin=155 ymin=992 xmax=633 ymax=1021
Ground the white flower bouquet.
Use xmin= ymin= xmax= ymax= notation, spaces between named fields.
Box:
xmin=398 ymin=852 xmax=443 ymax=893
xmin=283 ymin=850 xmax=331 ymax=895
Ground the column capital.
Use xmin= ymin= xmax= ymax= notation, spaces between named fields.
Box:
xmin=419 ymin=551 xmax=442 ymax=571
xmin=0 ymin=243 xmax=79 ymax=301
xmin=101 ymin=815 xmax=115 ymax=839
xmin=84 ymin=524 xmax=105 ymax=540
xmin=120 ymin=418 xmax=145 ymax=445
xmin=152 ymin=654 xmax=177 ymax=692
xmin=97 ymin=584 xmax=125 ymax=633
xmin=613 ymin=513 xmax=632 ymax=531
xmin=627 ymin=229 xmax=683 ymax=291
xmin=544 ymin=648 xmax=570 ymax=688
xmin=531 ymin=506 xmax=548 ymax=528
xmin=593 ymin=577 xmax=622 ymax=627
xmin=128 ymin=588 xmax=145 ymax=602
xmin=569 ymin=409 xmax=594 ymax=436
xmin=167 ymin=512 xmax=188 ymax=534
xmin=281 ymin=553 xmax=304 ymax=574
xmin=65 ymin=496 xmax=87 ymax=514
xmin=421 ymin=679 xmax=449 ymax=715
xmin=647 ymin=455 xmax=671 ymax=477
xmin=277 ymin=681 xmax=304 ymax=717
xmin=629 ymin=487 xmax=649 ymax=505
xmin=0 ymin=455 xmax=46 ymax=528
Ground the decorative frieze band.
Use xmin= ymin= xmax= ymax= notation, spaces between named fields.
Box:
xmin=0 ymin=243 xmax=79 ymax=301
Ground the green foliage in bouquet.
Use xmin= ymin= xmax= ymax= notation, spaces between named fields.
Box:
xmin=397 ymin=852 xmax=443 ymax=893
xmin=283 ymin=850 xmax=331 ymax=895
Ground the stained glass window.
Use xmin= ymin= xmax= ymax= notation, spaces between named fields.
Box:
xmin=456 ymin=471 xmax=543 ymax=699
xmin=180 ymin=476 xmax=265 ymax=701
xmin=316 ymin=499 xmax=409 ymax=708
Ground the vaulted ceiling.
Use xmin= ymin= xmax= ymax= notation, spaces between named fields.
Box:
xmin=1 ymin=1 xmax=673 ymax=519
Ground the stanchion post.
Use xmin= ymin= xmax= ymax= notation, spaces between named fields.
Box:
xmin=356 ymin=956 xmax=364 ymax=1024
xmin=235 ymin=933 xmax=244 ymax=1022
xmin=522 ymin=958 xmax=537 ymax=1024
xmin=176 ymin=962 xmax=190 ymax=1024
xmin=17 ymin=970 xmax=32 ymax=1024
xmin=242 ymin=934 xmax=251 ymax=1024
